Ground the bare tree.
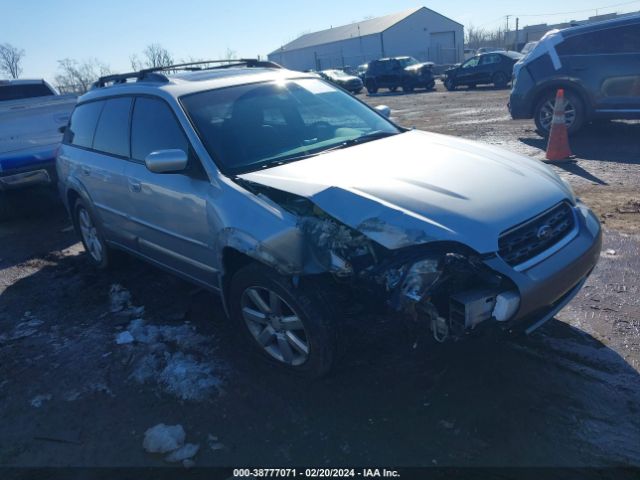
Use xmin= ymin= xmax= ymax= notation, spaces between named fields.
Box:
xmin=55 ymin=58 xmax=111 ymax=94
xmin=129 ymin=43 xmax=174 ymax=71
xmin=0 ymin=43 xmax=25 ymax=79
xmin=465 ymin=24 xmax=506 ymax=50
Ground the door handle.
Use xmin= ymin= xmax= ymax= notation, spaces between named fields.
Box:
xmin=572 ymin=66 xmax=588 ymax=71
xmin=128 ymin=180 xmax=141 ymax=193
xmin=81 ymin=166 xmax=91 ymax=176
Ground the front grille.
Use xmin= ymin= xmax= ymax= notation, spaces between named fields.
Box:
xmin=499 ymin=202 xmax=575 ymax=267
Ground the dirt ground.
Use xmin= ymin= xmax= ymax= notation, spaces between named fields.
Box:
xmin=1 ymin=83 xmax=639 ymax=474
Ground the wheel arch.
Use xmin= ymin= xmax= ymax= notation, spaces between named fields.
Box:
xmin=531 ymin=80 xmax=592 ymax=118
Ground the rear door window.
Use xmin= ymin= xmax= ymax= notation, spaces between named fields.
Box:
xmin=130 ymin=97 xmax=188 ymax=161
xmin=0 ymin=83 xmax=55 ymax=101
xmin=64 ymin=101 xmax=105 ymax=148
xmin=93 ymin=97 xmax=132 ymax=157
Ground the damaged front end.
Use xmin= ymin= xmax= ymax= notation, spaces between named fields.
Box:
xmin=238 ymin=180 xmax=521 ymax=343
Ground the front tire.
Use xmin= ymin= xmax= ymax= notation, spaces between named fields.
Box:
xmin=74 ymin=199 xmax=110 ymax=269
xmin=229 ymin=263 xmax=338 ymax=377
xmin=534 ymin=89 xmax=585 ymax=136
xmin=444 ymin=78 xmax=456 ymax=91
xmin=365 ymin=80 xmax=378 ymax=94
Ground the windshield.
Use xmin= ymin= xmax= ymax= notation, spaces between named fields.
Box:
xmin=398 ymin=57 xmax=419 ymax=68
xmin=327 ymin=70 xmax=349 ymax=78
xmin=182 ymin=78 xmax=400 ymax=175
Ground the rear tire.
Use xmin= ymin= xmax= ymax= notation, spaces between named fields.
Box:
xmin=402 ymin=83 xmax=414 ymax=93
xmin=534 ymin=89 xmax=585 ymax=136
xmin=229 ymin=263 xmax=339 ymax=378
xmin=492 ymin=72 xmax=509 ymax=89
xmin=73 ymin=198 xmax=110 ymax=269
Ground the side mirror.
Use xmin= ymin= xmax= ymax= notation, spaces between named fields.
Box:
xmin=58 ymin=125 xmax=67 ymax=134
xmin=144 ymin=149 xmax=188 ymax=174
xmin=375 ymin=105 xmax=391 ymax=118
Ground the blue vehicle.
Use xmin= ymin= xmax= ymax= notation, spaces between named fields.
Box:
xmin=0 ymin=79 xmax=76 ymax=190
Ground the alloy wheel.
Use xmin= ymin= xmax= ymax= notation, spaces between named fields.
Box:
xmin=539 ymin=98 xmax=576 ymax=132
xmin=240 ymin=286 xmax=310 ymax=366
xmin=78 ymin=207 xmax=104 ymax=263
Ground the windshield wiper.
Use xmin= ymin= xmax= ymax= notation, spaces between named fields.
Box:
xmin=247 ymin=131 xmax=400 ymax=172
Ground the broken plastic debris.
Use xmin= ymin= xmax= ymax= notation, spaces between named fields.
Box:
xmin=165 ymin=443 xmax=200 ymax=463
xmin=109 ymin=284 xmax=132 ymax=313
xmin=142 ymin=424 xmax=185 ymax=454
xmin=115 ymin=331 xmax=134 ymax=345
xmin=30 ymin=394 xmax=52 ymax=408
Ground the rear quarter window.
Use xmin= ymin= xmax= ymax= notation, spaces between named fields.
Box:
xmin=64 ymin=101 xmax=105 ymax=148
xmin=557 ymin=24 xmax=640 ymax=55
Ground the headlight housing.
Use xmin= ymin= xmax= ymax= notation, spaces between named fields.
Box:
xmin=401 ymin=258 xmax=442 ymax=302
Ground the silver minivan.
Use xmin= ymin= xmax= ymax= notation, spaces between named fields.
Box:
xmin=57 ymin=60 xmax=601 ymax=376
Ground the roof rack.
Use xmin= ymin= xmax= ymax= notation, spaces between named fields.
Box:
xmin=92 ymin=58 xmax=283 ymax=89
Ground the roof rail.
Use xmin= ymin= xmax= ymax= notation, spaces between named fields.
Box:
xmin=91 ymin=59 xmax=283 ymax=89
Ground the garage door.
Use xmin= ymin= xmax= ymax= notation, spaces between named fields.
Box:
xmin=430 ymin=31 xmax=457 ymax=64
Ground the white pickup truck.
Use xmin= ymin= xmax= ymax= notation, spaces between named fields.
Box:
xmin=0 ymin=79 xmax=76 ymax=190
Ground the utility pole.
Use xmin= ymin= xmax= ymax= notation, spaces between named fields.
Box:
xmin=515 ymin=17 xmax=519 ymax=51
xmin=505 ymin=15 xmax=511 ymax=48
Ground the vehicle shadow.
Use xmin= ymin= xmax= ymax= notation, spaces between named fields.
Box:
xmin=366 ymin=89 xmax=436 ymax=98
xmin=1 ymin=243 xmax=639 ymax=468
xmin=519 ymin=120 xmax=640 ymax=165
xmin=0 ymin=186 xmax=76 ymax=271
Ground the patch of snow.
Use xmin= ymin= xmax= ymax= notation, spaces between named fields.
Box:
xmin=159 ymin=352 xmax=222 ymax=402
xmin=604 ymin=249 xmax=617 ymax=256
xmin=10 ymin=313 xmax=44 ymax=340
xmin=115 ymin=331 xmax=134 ymax=345
xmin=165 ymin=443 xmax=200 ymax=462
xmin=143 ymin=424 xmax=185 ymax=454
xmin=30 ymin=394 xmax=52 ymax=408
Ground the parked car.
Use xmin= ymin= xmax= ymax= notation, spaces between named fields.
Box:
xmin=356 ymin=63 xmax=368 ymax=80
xmin=318 ymin=69 xmax=363 ymax=94
xmin=520 ymin=41 xmax=538 ymax=56
xmin=444 ymin=51 xmax=523 ymax=90
xmin=477 ymin=47 xmax=505 ymax=54
xmin=364 ymin=56 xmax=435 ymax=93
xmin=510 ymin=15 xmax=640 ymax=135
xmin=0 ymin=79 xmax=76 ymax=190
xmin=463 ymin=48 xmax=476 ymax=60
xmin=57 ymin=60 xmax=601 ymax=376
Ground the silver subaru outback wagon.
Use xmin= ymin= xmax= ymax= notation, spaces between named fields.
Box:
xmin=57 ymin=60 xmax=602 ymax=377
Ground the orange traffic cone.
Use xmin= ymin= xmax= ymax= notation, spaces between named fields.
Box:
xmin=544 ymin=89 xmax=574 ymax=163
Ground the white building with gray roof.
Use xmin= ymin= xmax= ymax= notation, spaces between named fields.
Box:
xmin=267 ymin=6 xmax=463 ymax=71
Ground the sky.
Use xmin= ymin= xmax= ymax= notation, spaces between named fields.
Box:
xmin=3 ymin=0 xmax=640 ymax=81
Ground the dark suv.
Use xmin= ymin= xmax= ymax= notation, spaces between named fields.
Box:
xmin=364 ymin=56 xmax=435 ymax=94
xmin=444 ymin=51 xmax=523 ymax=90
xmin=509 ymin=15 xmax=640 ymax=135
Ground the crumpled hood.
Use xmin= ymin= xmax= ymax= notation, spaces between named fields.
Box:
xmin=238 ymin=130 xmax=572 ymax=253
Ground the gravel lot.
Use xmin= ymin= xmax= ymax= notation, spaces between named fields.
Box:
xmin=1 ymin=82 xmax=639 ymax=472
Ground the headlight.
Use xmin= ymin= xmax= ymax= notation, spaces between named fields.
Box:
xmin=401 ymin=258 xmax=442 ymax=301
